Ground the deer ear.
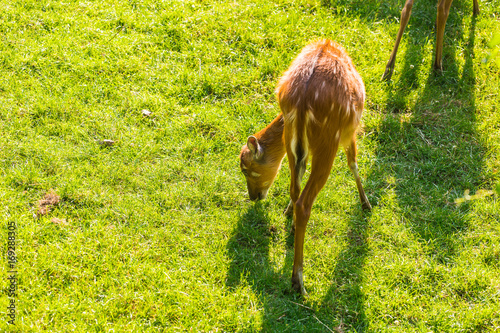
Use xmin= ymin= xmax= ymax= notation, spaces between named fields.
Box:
xmin=247 ymin=136 xmax=262 ymax=159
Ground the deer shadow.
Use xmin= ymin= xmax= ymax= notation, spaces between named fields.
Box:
xmin=225 ymin=203 xmax=280 ymax=294
xmin=225 ymin=202 xmax=296 ymax=331
xmin=310 ymin=205 xmax=372 ymax=332
xmin=226 ymin=197 xmax=375 ymax=331
xmin=381 ymin=16 xmax=480 ymax=263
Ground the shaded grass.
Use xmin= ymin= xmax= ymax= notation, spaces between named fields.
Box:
xmin=0 ymin=0 xmax=499 ymax=331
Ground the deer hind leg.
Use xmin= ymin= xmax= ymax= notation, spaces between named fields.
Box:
xmin=345 ymin=137 xmax=372 ymax=211
xmin=434 ymin=0 xmax=454 ymax=71
xmin=381 ymin=0 xmax=414 ymax=81
xmin=291 ymin=140 xmax=339 ymax=295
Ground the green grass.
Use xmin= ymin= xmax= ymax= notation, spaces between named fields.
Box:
xmin=1 ymin=0 xmax=499 ymax=331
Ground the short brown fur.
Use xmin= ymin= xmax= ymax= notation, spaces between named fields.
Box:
xmin=239 ymin=39 xmax=371 ymax=294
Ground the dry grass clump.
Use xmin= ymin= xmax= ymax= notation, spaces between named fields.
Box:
xmin=36 ymin=190 xmax=61 ymax=216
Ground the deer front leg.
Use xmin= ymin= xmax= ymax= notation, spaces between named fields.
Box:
xmin=381 ymin=0 xmax=414 ymax=81
xmin=284 ymin=126 xmax=308 ymax=227
xmin=291 ymin=196 xmax=310 ymax=295
xmin=284 ymin=159 xmax=307 ymax=218
xmin=345 ymin=138 xmax=372 ymax=211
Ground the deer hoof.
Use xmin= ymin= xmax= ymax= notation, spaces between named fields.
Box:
xmin=381 ymin=66 xmax=394 ymax=81
xmin=291 ymin=273 xmax=308 ymax=295
xmin=433 ymin=61 xmax=444 ymax=72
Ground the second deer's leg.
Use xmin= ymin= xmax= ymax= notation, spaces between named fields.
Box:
xmin=381 ymin=0 xmax=414 ymax=81
xmin=472 ymin=0 xmax=479 ymax=16
xmin=434 ymin=0 xmax=454 ymax=71
xmin=345 ymin=137 xmax=372 ymax=211
xmin=291 ymin=140 xmax=339 ymax=295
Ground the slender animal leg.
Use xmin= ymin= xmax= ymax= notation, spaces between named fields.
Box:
xmin=284 ymin=156 xmax=307 ymax=218
xmin=291 ymin=141 xmax=338 ymax=295
xmin=434 ymin=0 xmax=454 ymax=71
xmin=381 ymin=0 xmax=414 ymax=81
xmin=284 ymin=123 xmax=308 ymax=226
xmin=472 ymin=0 xmax=479 ymax=16
xmin=344 ymin=137 xmax=372 ymax=211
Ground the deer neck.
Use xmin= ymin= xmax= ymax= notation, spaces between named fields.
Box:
xmin=255 ymin=114 xmax=287 ymax=165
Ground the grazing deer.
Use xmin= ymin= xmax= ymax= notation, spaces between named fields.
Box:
xmin=381 ymin=0 xmax=480 ymax=81
xmin=239 ymin=39 xmax=371 ymax=295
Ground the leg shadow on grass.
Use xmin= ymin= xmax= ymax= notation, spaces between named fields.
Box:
xmin=225 ymin=202 xmax=293 ymax=331
xmin=226 ymin=201 xmax=364 ymax=332
xmin=381 ymin=16 xmax=479 ymax=264
xmin=318 ymin=208 xmax=374 ymax=332
xmin=225 ymin=203 xmax=276 ymax=293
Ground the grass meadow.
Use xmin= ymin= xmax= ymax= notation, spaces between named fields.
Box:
xmin=1 ymin=0 xmax=500 ymax=331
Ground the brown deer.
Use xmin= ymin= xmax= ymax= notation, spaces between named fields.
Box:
xmin=382 ymin=0 xmax=480 ymax=81
xmin=239 ymin=39 xmax=371 ymax=295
